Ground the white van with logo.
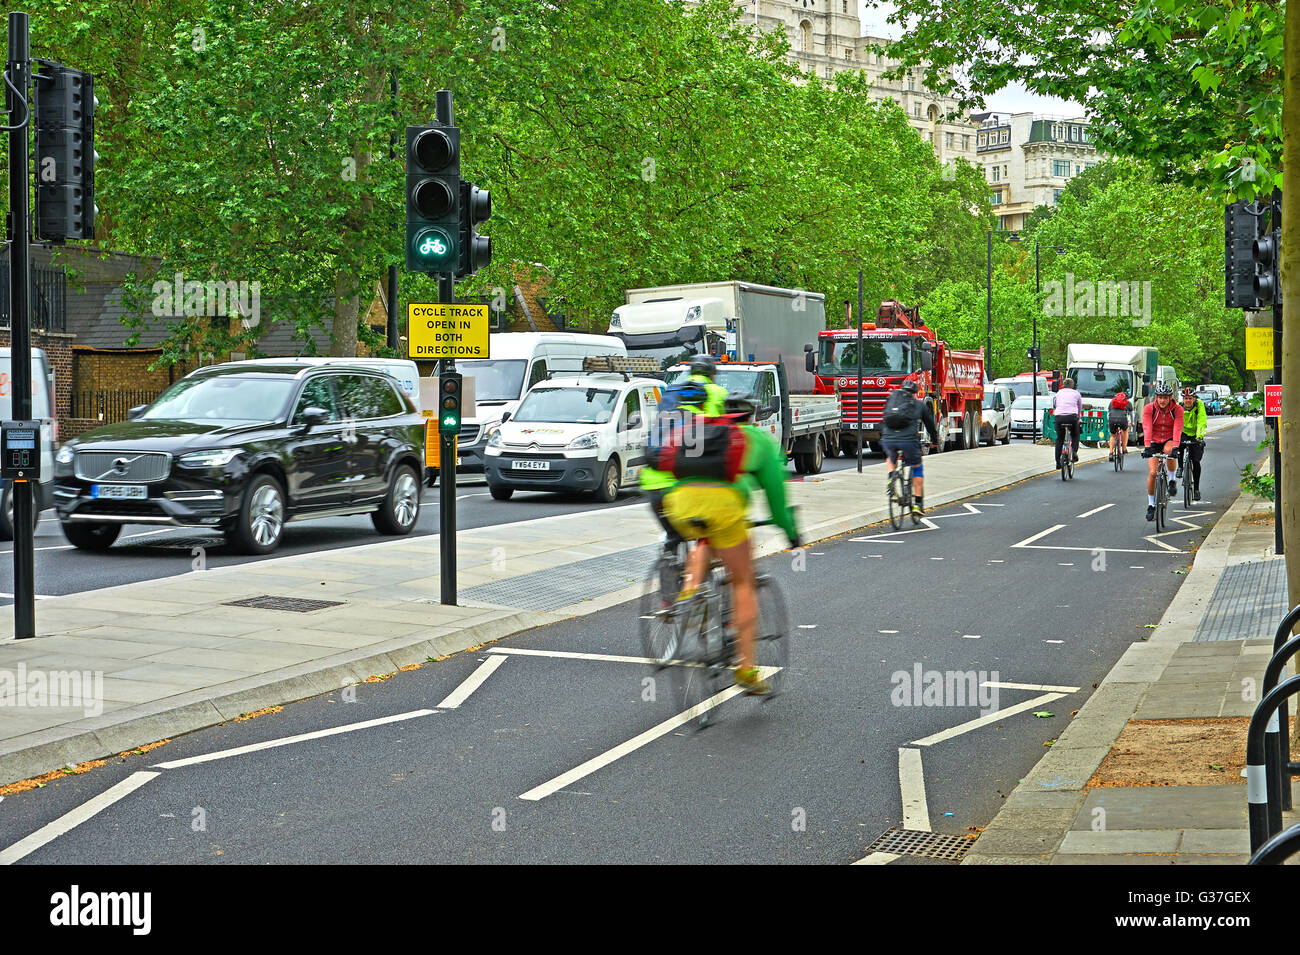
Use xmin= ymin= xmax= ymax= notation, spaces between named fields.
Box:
xmin=457 ymin=333 xmax=627 ymax=471
xmin=0 ymin=347 xmax=57 ymax=538
xmin=483 ymin=374 xmax=659 ymax=502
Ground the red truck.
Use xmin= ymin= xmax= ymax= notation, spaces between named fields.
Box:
xmin=805 ymin=300 xmax=986 ymax=455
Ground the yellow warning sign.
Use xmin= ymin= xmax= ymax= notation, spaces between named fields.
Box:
xmin=1246 ymin=327 xmax=1274 ymax=370
xmin=407 ymin=303 xmax=490 ymax=359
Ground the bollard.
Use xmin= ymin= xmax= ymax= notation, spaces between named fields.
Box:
xmin=1261 ymin=632 xmax=1300 ymax=821
xmin=1249 ymin=821 xmax=1300 ymax=865
xmin=1272 ymin=604 xmax=1300 ymax=811
xmin=1247 ymin=674 xmax=1300 ymax=852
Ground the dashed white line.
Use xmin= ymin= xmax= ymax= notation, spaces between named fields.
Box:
xmin=1044 ymin=639 xmax=1065 ymax=644
xmin=437 ymin=655 xmax=507 ymax=708
xmin=852 ymin=852 xmax=902 ymax=865
xmin=1076 ymin=503 xmax=1115 ymax=519
xmin=879 ymin=630 xmax=899 ymax=634
xmin=798 ymin=625 xmax=817 ymax=630
xmin=487 ymin=647 xmax=660 ymax=665
xmin=962 ymin=634 xmax=981 ymax=639
xmin=1058 ymin=562 xmax=1074 ymax=566
xmin=0 ymin=771 xmax=159 ymax=865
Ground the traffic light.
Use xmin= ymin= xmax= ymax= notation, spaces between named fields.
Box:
xmin=1225 ymin=200 xmax=1262 ymax=308
xmin=1026 ymin=346 xmax=1039 ymax=361
xmin=33 ymin=60 xmax=97 ymax=242
xmin=439 ymin=372 xmax=463 ymax=435
xmin=1253 ymin=228 xmax=1280 ymax=306
xmin=406 ymin=124 xmax=461 ymax=274
xmin=458 ymin=180 xmax=491 ymax=278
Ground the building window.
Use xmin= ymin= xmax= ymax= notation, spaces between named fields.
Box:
xmin=992 ymin=166 xmax=1000 ymax=182
xmin=977 ymin=132 xmax=986 ymax=147
xmin=908 ymin=73 xmax=915 ymax=91
xmin=991 ymin=190 xmax=1003 ymax=204
xmin=1003 ymin=164 xmax=1008 ymax=178
xmin=1000 ymin=129 xmax=1009 ymax=144
xmin=843 ymin=0 xmax=848 ymax=10
xmin=1053 ymin=159 xmax=1070 ymax=177
xmin=962 ymin=134 xmax=970 ymax=151
xmin=800 ymin=20 xmax=812 ymax=52
xmin=944 ymin=132 xmax=954 ymax=148
xmin=1001 ymin=215 xmax=1014 ymax=230
xmin=826 ymin=67 xmax=833 ymax=78
xmin=1053 ymin=188 xmax=1064 ymax=203
xmin=844 ymin=48 xmax=852 ymax=59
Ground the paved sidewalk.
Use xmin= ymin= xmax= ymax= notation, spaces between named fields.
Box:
xmin=0 ymin=421 xmax=1247 ymax=786
xmin=965 ymin=456 xmax=1292 ymax=865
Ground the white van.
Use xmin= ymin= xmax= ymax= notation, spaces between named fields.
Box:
xmin=228 ymin=357 xmax=422 ymax=411
xmin=456 ymin=332 xmax=627 ymax=471
xmin=483 ymin=373 xmax=659 ymax=502
xmin=0 ymin=347 xmax=57 ymax=538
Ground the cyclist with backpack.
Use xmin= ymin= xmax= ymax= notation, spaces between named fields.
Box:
xmin=1107 ymin=392 xmax=1131 ymax=462
xmin=640 ymin=355 xmax=727 ymax=556
xmin=881 ymin=378 xmax=940 ymax=516
xmin=657 ymin=396 xmax=801 ymax=696
xmin=1176 ymin=387 xmax=1207 ymax=501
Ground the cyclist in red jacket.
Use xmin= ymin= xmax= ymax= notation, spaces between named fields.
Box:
xmin=1141 ymin=382 xmax=1184 ymax=521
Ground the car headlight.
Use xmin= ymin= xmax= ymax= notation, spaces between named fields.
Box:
xmin=567 ymin=432 xmax=600 ymax=450
xmin=486 ymin=429 xmax=504 ymax=448
xmin=55 ymin=445 xmax=75 ymax=465
xmin=178 ymin=448 xmax=243 ymax=468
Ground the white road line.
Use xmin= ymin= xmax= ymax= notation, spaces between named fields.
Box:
xmin=929 ymin=557 xmax=944 ymax=560
xmin=879 ymin=629 xmax=898 ymax=634
xmin=0 ymin=771 xmax=159 ymax=865
xmin=988 ymin=559 xmax=1005 ymax=563
xmin=151 ymin=710 xmax=436 ymax=769
xmin=1058 ymin=562 xmax=1074 ymax=566
xmin=898 ymin=747 xmax=930 ymax=831
xmin=487 ymin=647 xmax=660 ymax=665
xmin=518 ymin=682 xmax=758 ymax=801
xmin=798 ymin=624 xmax=817 ymax=629
xmin=1011 ymin=524 xmax=1067 ymax=547
xmin=1129 ymin=566 xmax=1144 ymax=569
xmin=850 ymin=537 xmax=903 ymax=543
xmin=983 ymin=681 xmax=1080 ymax=693
xmin=852 ymin=851 xmax=902 ymax=865
xmin=1043 ymin=639 xmax=1065 ymax=644
xmin=0 ymin=592 xmax=55 ymax=600
xmin=437 ymin=655 xmax=508 ymax=708
xmin=962 ymin=634 xmax=980 ymax=639
xmin=1076 ymin=503 xmax=1115 ymax=519
xmin=910 ymin=693 xmax=1066 ymax=747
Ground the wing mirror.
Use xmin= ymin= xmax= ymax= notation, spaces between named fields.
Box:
xmin=805 ymin=348 xmax=816 ymax=373
xmin=127 ymin=405 xmax=147 ymax=420
xmin=626 ymin=411 xmax=642 ymax=429
xmin=921 ymin=351 xmax=934 ymax=373
xmin=500 ymin=410 xmax=511 ymax=423
xmin=299 ymin=407 xmax=328 ymax=433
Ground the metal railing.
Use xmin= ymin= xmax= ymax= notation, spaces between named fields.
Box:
xmin=0 ymin=262 xmax=67 ymax=332
xmin=1247 ymin=603 xmax=1300 ymax=852
xmin=68 ymin=389 xmax=161 ymax=423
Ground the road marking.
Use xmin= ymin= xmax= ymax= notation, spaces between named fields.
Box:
xmin=518 ymin=680 xmax=771 ymax=801
xmin=898 ymin=747 xmax=930 ymax=831
xmin=0 ymin=771 xmax=159 ymax=865
xmin=929 ymin=557 xmax=944 ymax=560
xmin=1129 ymin=566 xmax=1144 ymax=569
xmin=910 ymin=692 xmax=1069 ymax=747
xmin=1058 ymin=562 xmax=1074 ymax=566
xmin=988 ymin=559 xmax=1005 ymax=563
xmin=437 ymin=655 xmax=507 ymax=708
xmin=152 ymin=710 xmax=436 ymax=769
xmin=983 ymin=681 xmax=1080 ymax=693
xmin=0 ymin=592 xmax=55 ymax=600
xmin=487 ymin=647 xmax=660 ymax=665
xmin=1076 ymin=503 xmax=1115 ymax=519
xmin=851 ymin=537 xmax=903 ymax=543
xmin=879 ymin=629 xmax=898 ymax=634
xmin=1012 ymin=524 xmax=1067 ymax=547
xmin=798 ymin=624 xmax=817 ymax=630
xmin=852 ymin=852 xmax=901 ymax=865
xmin=1044 ymin=640 xmax=1064 ymax=644
xmin=962 ymin=634 xmax=980 ymax=639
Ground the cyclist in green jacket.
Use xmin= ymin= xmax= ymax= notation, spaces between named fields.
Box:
xmin=1176 ymin=387 xmax=1208 ymax=501
xmin=662 ymin=396 xmax=801 ymax=696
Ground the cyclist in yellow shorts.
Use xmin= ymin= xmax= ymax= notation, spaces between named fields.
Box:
xmin=661 ymin=396 xmax=801 ymax=695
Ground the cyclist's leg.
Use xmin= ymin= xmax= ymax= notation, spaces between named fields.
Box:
xmin=1054 ymin=422 xmax=1065 ymax=464
xmin=905 ymin=443 xmax=925 ymax=509
xmin=648 ymin=489 xmax=684 ymax=555
xmin=714 ymin=536 xmax=757 ymax=671
xmin=1190 ymin=439 xmax=1204 ymax=491
xmin=1069 ymin=419 xmax=1080 ymax=459
xmin=1146 ymin=446 xmax=1159 ymax=496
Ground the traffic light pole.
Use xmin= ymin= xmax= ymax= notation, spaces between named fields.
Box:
xmin=438 ymin=281 xmax=457 ymax=606
xmin=8 ymin=11 xmax=36 ymax=639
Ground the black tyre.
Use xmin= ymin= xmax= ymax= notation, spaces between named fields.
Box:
xmin=754 ymin=573 xmax=790 ymax=698
xmin=1184 ymin=469 xmax=1194 ymax=509
xmin=639 ymin=552 xmax=682 ymax=667
xmin=61 ymin=520 xmax=121 ymax=551
xmin=0 ymin=484 xmax=39 ymax=541
xmin=371 ymin=463 xmax=421 ymax=535
xmin=887 ymin=474 xmax=905 ymax=530
xmin=671 ymin=589 xmax=725 ymax=728
xmin=231 ymin=473 xmax=286 ymax=555
xmin=1118 ymin=447 xmax=1125 ymax=471
xmin=594 ymin=458 xmax=621 ymax=503
xmin=1000 ymin=425 xmax=1010 ymax=445
xmin=489 ymin=484 xmax=514 ymax=501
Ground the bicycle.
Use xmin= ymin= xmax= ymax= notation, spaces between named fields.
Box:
xmin=1177 ymin=439 xmax=1204 ymax=509
xmin=639 ymin=540 xmax=686 ymax=666
xmin=1143 ymin=450 xmax=1173 ymax=532
xmin=1112 ymin=434 xmax=1127 ymax=472
xmin=887 ymin=463 xmax=923 ymax=530
xmin=1056 ymin=422 xmax=1078 ymax=481
xmin=651 ymin=518 xmax=791 ymax=729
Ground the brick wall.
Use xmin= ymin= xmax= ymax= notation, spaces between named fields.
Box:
xmin=0 ymin=328 xmax=75 ymax=418
xmin=72 ymin=348 xmax=195 ymax=394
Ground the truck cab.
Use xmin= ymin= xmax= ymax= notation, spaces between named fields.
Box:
xmin=608 ymin=298 xmax=728 ymax=372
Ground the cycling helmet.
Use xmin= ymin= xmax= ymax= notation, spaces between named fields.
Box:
xmin=900 ymin=378 xmax=920 ymax=395
xmin=723 ymin=396 xmax=758 ymax=420
xmin=1182 ymin=387 xmax=1197 ymax=400
xmin=689 ymin=355 xmax=718 ymax=379
xmin=1154 ymin=381 xmax=1175 ymax=397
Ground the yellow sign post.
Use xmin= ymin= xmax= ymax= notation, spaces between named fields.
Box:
xmin=1246 ymin=327 xmax=1274 ymax=370
xmin=407 ymin=302 xmax=490 ymax=359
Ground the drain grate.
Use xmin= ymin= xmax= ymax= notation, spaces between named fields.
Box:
xmin=223 ymin=595 xmax=345 ymax=613
xmin=865 ymin=827 xmax=974 ymax=861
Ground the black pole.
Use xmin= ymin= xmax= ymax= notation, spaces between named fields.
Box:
xmin=435 ymin=90 xmax=457 ymax=606
xmin=856 ymin=270 xmax=863 ymax=473
xmin=986 ymin=230 xmax=992 ymax=375
xmin=8 ymin=12 xmax=35 ymax=640
xmin=386 ymin=72 xmax=399 ymax=351
xmin=1032 ymin=241 xmax=1040 ymax=441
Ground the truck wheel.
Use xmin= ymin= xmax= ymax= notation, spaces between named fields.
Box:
xmin=823 ymin=436 xmax=840 ymax=458
xmin=954 ymin=413 xmax=968 ymax=450
xmin=793 ymin=454 xmax=808 ymax=475
xmin=841 ymin=437 xmax=859 ymax=457
xmin=797 ymin=438 xmax=824 ymax=474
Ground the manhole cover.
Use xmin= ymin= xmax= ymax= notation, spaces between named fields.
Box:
xmin=223 ymin=595 xmax=345 ymax=613
xmin=864 ymin=827 xmax=974 ymax=861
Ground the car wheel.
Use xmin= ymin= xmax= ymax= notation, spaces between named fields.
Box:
xmin=0 ymin=485 xmax=39 ymax=541
xmin=595 ymin=459 xmax=621 ymax=503
xmin=371 ymin=464 xmax=421 ymax=535
xmin=489 ymin=484 xmax=514 ymax=501
xmin=231 ymin=473 xmax=285 ymax=555
xmin=1000 ymin=424 xmax=1010 ymax=445
xmin=61 ymin=520 xmax=121 ymax=551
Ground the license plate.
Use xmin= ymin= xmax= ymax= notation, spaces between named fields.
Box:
xmin=91 ymin=484 xmax=147 ymax=500
xmin=513 ymin=460 xmax=551 ymax=471
xmin=843 ymin=422 xmax=876 ymax=430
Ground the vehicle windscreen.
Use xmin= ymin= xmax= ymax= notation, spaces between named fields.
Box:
xmin=141 ymin=375 xmax=296 ymax=422
xmin=459 ymin=359 xmax=527 ymax=402
xmin=817 ymin=339 xmax=912 ymax=376
xmin=613 ymin=328 xmax=706 ymax=371
xmin=1011 ymin=396 xmax=1041 ymax=410
xmin=1069 ymin=367 xmax=1133 ymax=399
xmin=664 ymin=367 xmax=759 ymax=397
xmin=0 ymin=357 xmax=53 ymax=418
xmin=982 ymin=391 xmax=998 ymax=410
xmin=514 ymin=387 xmax=619 ymax=424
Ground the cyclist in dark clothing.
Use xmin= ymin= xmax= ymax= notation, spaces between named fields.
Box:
xmin=881 ymin=378 xmax=941 ymax=515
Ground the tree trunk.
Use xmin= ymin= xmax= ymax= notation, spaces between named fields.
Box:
xmin=330 ymin=271 xmax=361 ymax=357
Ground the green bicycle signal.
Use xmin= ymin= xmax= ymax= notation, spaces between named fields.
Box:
xmin=412 ymin=227 xmax=456 ymax=267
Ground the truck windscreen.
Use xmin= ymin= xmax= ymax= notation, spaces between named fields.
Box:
xmin=612 ymin=328 xmax=705 ymax=371
xmin=818 ymin=339 xmax=911 ymax=376
xmin=1069 ymin=367 xmax=1133 ymax=399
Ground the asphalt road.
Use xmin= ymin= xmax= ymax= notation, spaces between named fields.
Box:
xmin=0 ymin=429 xmax=1257 ymax=864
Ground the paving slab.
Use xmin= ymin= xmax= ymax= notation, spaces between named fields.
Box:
xmin=1058 ymin=830 xmax=1182 ymax=854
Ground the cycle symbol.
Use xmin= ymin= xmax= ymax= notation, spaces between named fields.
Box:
xmin=420 ymin=236 xmax=447 ymax=256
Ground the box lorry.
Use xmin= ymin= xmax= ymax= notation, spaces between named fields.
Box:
xmin=1064 ymin=343 xmax=1158 ymax=444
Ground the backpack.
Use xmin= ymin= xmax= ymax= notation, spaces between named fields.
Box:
xmin=652 ymin=412 xmax=748 ymax=483
xmin=882 ymin=389 xmax=916 ymax=430
xmin=645 ymin=380 xmax=709 ymax=463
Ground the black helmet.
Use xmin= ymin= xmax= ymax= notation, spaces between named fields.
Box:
xmin=900 ymin=378 xmax=919 ymax=395
xmin=1154 ymin=381 xmax=1175 ymax=397
xmin=690 ymin=355 xmax=717 ymax=379
xmin=724 ymin=396 xmax=757 ymax=420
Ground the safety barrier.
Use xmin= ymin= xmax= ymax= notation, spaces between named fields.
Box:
xmin=1042 ymin=408 xmax=1108 ymax=444
xmin=1247 ymin=673 xmax=1300 ymax=852
xmin=1250 ymin=822 xmax=1300 ymax=864
xmin=1269 ymin=604 xmax=1300 ymax=812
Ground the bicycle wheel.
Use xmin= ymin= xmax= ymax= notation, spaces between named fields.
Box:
xmin=887 ymin=473 xmax=904 ymax=530
xmin=639 ymin=551 xmax=682 ymax=666
xmin=1156 ymin=473 xmax=1168 ymax=531
xmin=1118 ymin=446 xmax=1125 ymax=471
xmin=671 ymin=588 xmax=726 ymax=728
xmin=1113 ymin=444 xmax=1121 ymax=472
xmin=1184 ymin=467 xmax=1193 ymax=508
xmin=754 ymin=573 xmax=790 ymax=698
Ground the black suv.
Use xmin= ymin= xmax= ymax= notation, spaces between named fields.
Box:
xmin=53 ymin=362 xmax=426 ymax=554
